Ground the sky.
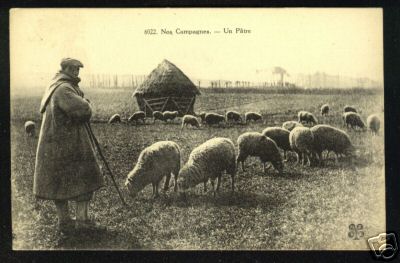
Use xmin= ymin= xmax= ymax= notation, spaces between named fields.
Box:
xmin=10 ymin=8 xmax=383 ymax=88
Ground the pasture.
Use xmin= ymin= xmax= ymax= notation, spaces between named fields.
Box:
xmin=11 ymin=88 xmax=385 ymax=250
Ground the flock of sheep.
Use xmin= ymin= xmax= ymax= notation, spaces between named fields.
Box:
xmin=23 ymin=103 xmax=382 ymax=199
xmin=122 ymin=104 xmax=381 ymax=199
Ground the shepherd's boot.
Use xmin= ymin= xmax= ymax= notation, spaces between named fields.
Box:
xmin=54 ymin=200 xmax=75 ymax=235
xmin=75 ymin=201 xmax=107 ymax=232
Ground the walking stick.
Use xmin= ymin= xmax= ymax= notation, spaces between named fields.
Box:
xmin=85 ymin=123 xmax=128 ymax=207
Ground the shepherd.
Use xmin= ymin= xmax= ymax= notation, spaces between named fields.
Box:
xmin=34 ymin=58 xmax=106 ymax=234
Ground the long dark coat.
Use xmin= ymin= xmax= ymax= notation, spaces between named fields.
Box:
xmin=33 ymin=72 xmax=104 ymax=200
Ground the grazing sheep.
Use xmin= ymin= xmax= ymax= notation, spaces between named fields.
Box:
xmin=108 ymin=114 xmax=121 ymax=124
xmin=343 ymin=112 xmax=365 ymax=130
xmin=181 ymin=115 xmax=200 ymax=129
xmin=178 ymin=138 xmax=236 ymax=196
xmin=198 ymin=112 xmax=207 ymax=123
xmin=226 ymin=111 xmax=242 ymax=123
xmin=245 ymin=112 xmax=262 ymax=123
xmin=204 ymin=113 xmax=225 ymax=126
xmin=310 ymin=125 xmax=355 ymax=164
xmin=321 ymin=104 xmax=329 ymax=116
xmin=298 ymin=111 xmax=318 ymax=125
xmin=163 ymin=111 xmax=179 ymax=122
xmin=24 ymin=121 xmax=36 ymax=136
xmin=237 ymin=132 xmax=283 ymax=173
xmin=344 ymin=105 xmax=357 ymax=113
xmin=289 ymin=127 xmax=315 ymax=166
xmin=282 ymin=121 xmax=303 ymax=131
xmin=261 ymin=127 xmax=291 ymax=160
xmin=367 ymin=114 xmax=381 ymax=135
xmin=128 ymin=111 xmax=146 ymax=124
xmin=125 ymin=141 xmax=181 ymax=198
xmin=152 ymin=111 xmax=165 ymax=123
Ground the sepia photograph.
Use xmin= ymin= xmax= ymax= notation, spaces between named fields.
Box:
xmin=10 ymin=8 xmax=387 ymax=251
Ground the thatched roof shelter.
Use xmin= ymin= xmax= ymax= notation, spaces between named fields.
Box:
xmin=133 ymin=59 xmax=200 ymax=97
xmin=132 ymin=60 xmax=200 ymax=116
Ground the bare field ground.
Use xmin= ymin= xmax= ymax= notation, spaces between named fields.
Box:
xmin=11 ymin=88 xmax=385 ymax=250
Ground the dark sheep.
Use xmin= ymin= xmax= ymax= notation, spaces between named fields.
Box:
xmin=298 ymin=111 xmax=318 ymax=125
xmin=342 ymin=112 xmax=365 ymax=130
xmin=24 ymin=121 xmax=36 ymax=137
xmin=128 ymin=111 xmax=146 ymax=124
xmin=198 ymin=112 xmax=207 ymax=123
xmin=245 ymin=112 xmax=262 ymax=123
xmin=261 ymin=127 xmax=291 ymax=160
xmin=204 ymin=113 xmax=225 ymax=125
xmin=321 ymin=104 xmax=329 ymax=116
xmin=181 ymin=115 xmax=200 ymax=129
xmin=344 ymin=105 xmax=357 ymax=113
xmin=226 ymin=111 xmax=242 ymax=123
xmin=153 ymin=111 xmax=165 ymax=123
xmin=108 ymin=114 xmax=121 ymax=124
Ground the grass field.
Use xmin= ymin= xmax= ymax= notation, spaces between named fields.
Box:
xmin=11 ymin=88 xmax=385 ymax=250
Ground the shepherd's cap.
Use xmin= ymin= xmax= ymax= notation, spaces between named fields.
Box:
xmin=61 ymin=58 xmax=84 ymax=68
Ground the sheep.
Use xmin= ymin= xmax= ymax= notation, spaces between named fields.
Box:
xmin=261 ymin=127 xmax=291 ymax=161
xmin=289 ymin=127 xmax=316 ymax=166
xmin=321 ymin=104 xmax=329 ymax=116
xmin=367 ymin=114 xmax=381 ymax=135
xmin=125 ymin=141 xmax=181 ymax=198
xmin=344 ymin=105 xmax=357 ymax=113
xmin=282 ymin=121 xmax=303 ymax=131
xmin=298 ymin=111 xmax=318 ymax=125
xmin=245 ymin=112 xmax=262 ymax=123
xmin=24 ymin=121 xmax=36 ymax=136
xmin=237 ymin=132 xmax=283 ymax=173
xmin=198 ymin=112 xmax=207 ymax=123
xmin=181 ymin=115 xmax=200 ymax=129
xmin=163 ymin=111 xmax=179 ymax=122
xmin=342 ymin=112 xmax=366 ymax=130
xmin=108 ymin=114 xmax=121 ymax=124
xmin=310 ymin=124 xmax=355 ymax=164
xmin=128 ymin=111 xmax=146 ymax=124
xmin=204 ymin=113 xmax=225 ymax=126
xmin=178 ymin=137 xmax=236 ymax=196
xmin=152 ymin=111 xmax=165 ymax=123
xmin=226 ymin=111 xmax=242 ymax=123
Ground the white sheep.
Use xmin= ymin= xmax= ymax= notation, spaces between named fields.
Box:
xmin=245 ymin=112 xmax=262 ymax=123
xmin=298 ymin=111 xmax=318 ymax=125
xmin=237 ymin=132 xmax=283 ymax=173
xmin=367 ymin=114 xmax=381 ymax=135
xmin=178 ymin=137 xmax=236 ymax=196
xmin=282 ymin=121 xmax=303 ymax=131
xmin=163 ymin=111 xmax=179 ymax=122
xmin=261 ymin=127 xmax=291 ymax=161
xmin=289 ymin=127 xmax=315 ymax=166
xmin=181 ymin=115 xmax=200 ymax=129
xmin=125 ymin=141 xmax=181 ymax=198
xmin=321 ymin=104 xmax=329 ymax=116
xmin=24 ymin=121 xmax=36 ymax=136
xmin=310 ymin=124 xmax=355 ymax=165
xmin=108 ymin=114 xmax=121 ymax=124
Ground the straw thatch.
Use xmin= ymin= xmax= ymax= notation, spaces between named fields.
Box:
xmin=132 ymin=59 xmax=200 ymax=116
xmin=133 ymin=59 xmax=200 ymax=97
